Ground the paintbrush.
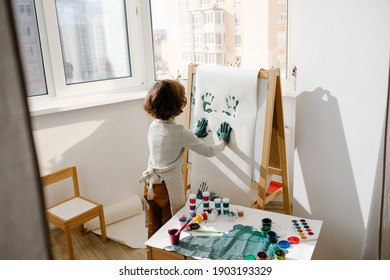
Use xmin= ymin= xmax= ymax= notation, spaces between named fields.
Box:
xmin=191 ymin=229 xmax=226 ymax=235
xmin=179 ymin=200 xmax=203 ymax=232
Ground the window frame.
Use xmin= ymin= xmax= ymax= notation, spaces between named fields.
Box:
xmin=28 ymin=0 xmax=155 ymax=116
xmin=26 ymin=0 xmax=297 ymax=116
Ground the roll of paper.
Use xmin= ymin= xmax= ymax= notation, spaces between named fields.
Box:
xmin=85 ymin=195 xmax=143 ymax=231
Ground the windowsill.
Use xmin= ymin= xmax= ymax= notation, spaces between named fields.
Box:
xmin=28 ymin=89 xmax=148 ymax=117
xmin=28 ymin=85 xmax=297 ymax=117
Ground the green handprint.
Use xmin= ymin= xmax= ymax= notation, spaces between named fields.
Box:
xmin=197 ymin=182 xmax=208 ymax=199
xmin=222 ymin=95 xmax=240 ymax=118
xmin=201 ymin=92 xmax=216 ymax=113
xmin=191 ymin=95 xmax=195 ymax=106
xmin=191 ymin=87 xmax=196 ymax=106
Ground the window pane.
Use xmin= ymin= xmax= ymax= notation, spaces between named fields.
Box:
xmin=151 ymin=0 xmax=288 ymax=80
xmin=55 ymin=0 xmax=131 ymax=85
xmin=12 ymin=0 xmax=48 ymax=97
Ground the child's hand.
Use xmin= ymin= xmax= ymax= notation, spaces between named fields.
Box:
xmin=217 ymin=122 xmax=233 ymax=144
xmin=194 ymin=118 xmax=209 ymax=138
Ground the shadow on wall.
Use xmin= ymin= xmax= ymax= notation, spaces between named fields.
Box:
xmin=361 ymin=130 xmax=384 ymax=259
xmin=294 ymin=87 xmax=365 ymax=259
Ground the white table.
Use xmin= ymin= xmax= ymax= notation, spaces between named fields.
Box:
xmin=145 ymin=200 xmax=322 ymax=260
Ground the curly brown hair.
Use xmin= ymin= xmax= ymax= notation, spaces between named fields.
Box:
xmin=143 ymin=79 xmax=187 ymax=120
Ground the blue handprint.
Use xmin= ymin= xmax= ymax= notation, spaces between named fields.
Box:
xmin=201 ymin=92 xmax=216 ymax=113
xmin=222 ymin=95 xmax=239 ymax=118
xmin=191 ymin=86 xmax=196 ymax=106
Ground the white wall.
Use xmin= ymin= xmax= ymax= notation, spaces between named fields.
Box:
xmin=32 ymin=99 xmax=152 ymax=205
xmin=293 ymin=0 xmax=390 ymax=259
xmin=32 ymin=98 xmax=187 ymax=206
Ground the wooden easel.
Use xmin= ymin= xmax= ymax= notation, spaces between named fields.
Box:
xmin=182 ymin=64 xmax=197 ymax=195
xmin=182 ymin=64 xmax=291 ymax=215
xmin=254 ymin=67 xmax=291 ymax=214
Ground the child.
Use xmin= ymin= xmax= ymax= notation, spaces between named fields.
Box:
xmin=140 ymin=79 xmax=232 ymax=238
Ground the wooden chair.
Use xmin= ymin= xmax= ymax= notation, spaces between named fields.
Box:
xmin=41 ymin=166 xmax=107 ymax=259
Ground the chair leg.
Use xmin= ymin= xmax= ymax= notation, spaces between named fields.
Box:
xmin=64 ymin=224 xmax=75 ymax=260
xmin=78 ymin=224 xmax=85 ymax=233
xmin=99 ymin=206 xmax=107 ymax=243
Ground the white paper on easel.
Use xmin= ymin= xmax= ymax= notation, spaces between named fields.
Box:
xmin=85 ymin=195 xmax=147 ymax=248
xmin=190 ymin=65 xmax=260 ymax=207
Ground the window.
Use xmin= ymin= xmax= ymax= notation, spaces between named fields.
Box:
xmin=215 ymin=11 xmax=224 ymax=24
xmin=234 ymin=34 xmax=241 ymax=48
xmin=12 ymin=0 xmax=147 ymax=102
xmin=279 ymin=11 xmax=288 ymax=24
xmin=216 ymin=0 xmax=225 ymax=8
xmin=194 ymin=34 xmax=203 ymax=50
xmin=205 ymin=10 xmax=224 ymax=25
xmin=12 ymin=0 xmax=292 ymax=109
xmin=201 ymin=0 xmax=211 ymax=9
xmin=187 ymin=0 xmax=194 ymax=10
xmin=54 ymin=0 xmax=131 ymax=85
xmin=193 ymin=13 xmax=202 ymax=31
xmin=204 ymin=11 xmax=214 ymax=24
xmin=12 ymin=0 xmax=47 ymax=97
xmin=194 ymin=52 xmax=203 ymax=63
xmin=150 ymin=0 xmax=290 ymax=81
xmin=234 ymin=12 xmax=241 ymax=26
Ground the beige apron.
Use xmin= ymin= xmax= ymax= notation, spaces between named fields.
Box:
xmin=140 ymin=163 xmax=186 ymax=218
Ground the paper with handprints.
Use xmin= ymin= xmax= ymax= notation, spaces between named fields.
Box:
xmin=190 ymin=65 xmax=260 ymax=206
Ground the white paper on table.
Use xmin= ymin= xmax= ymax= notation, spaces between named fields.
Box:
xmin=145 ymin=200 xmax=323 ymax=260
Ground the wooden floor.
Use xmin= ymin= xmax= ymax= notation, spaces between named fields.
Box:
xmin=49 ymin=202 xmax=284 ymax=260
xmin=49 ymin=228 xmax=147 ymax=260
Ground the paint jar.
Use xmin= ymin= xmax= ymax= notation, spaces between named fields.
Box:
xmin=189 ymin=194 xmax=197 ymax=215
xmin=193 ymin=214 xmax=203 ymax=224
xmin=168 ymin=228 xmax=181 ymax=245
xmin=200 ymin=212 xmax=208 ymax=221
xmin=256 ymin=251 xmax=268 ymax=260
xmin=287 ymin=236 xmax=300 ymax=244
xmin=203 ymin=201 xmax=210 ymax=212
xmin=262 ymin=218 xmax=272 ymax=228
xmin=237 ymin=209 xmax=244 ymax=217
xmin=189 ymin=193 xmax=196 ymax=204
xmin=274 ymin=249 xmax=286 ymax=260
xmin=266 ymin=230 xmax=278 ymax=244
xmin=277 ymin=240 xmax=291 ymax=249
xmin=243 ymin=255 xmax=256 ymax=260
xmin=179 ymin=215 xmax=188 ymax=230
xmin=222 ymin=198 xmax=230 ymax=215
xmin=222 ymin=198 xmax=230 ymax=208
xmin=227 ymin=211 xmax=236 ymax=222
xmin=214 ymin=198 xmax=222 ymax=214
xmin=202 ymin=191 xmax=210 ymax=202
xmin=189 ymin=203 xmax=196 ymax=217
xmin=190 ymin=223 xmax=200 ymax=230
xmin=207 ymin=209 xmax=218 ymax=222
xmin=261 ymin=226 xmax=271 ymax=237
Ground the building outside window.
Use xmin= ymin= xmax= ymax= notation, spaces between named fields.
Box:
xmin=54 ymin=0 xmax=131 ymax=85
xmin=151 ymin=0 xmax=289 ymax=80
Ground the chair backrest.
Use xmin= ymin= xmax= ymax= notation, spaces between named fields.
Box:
xmin=42 ymin=166 xmax=81 ymax=198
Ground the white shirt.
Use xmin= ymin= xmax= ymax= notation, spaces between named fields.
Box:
xmin=144 ymin=118 xmax=225 ymax=215
xmin=147 ymin=119 xmax=225 ymax=172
